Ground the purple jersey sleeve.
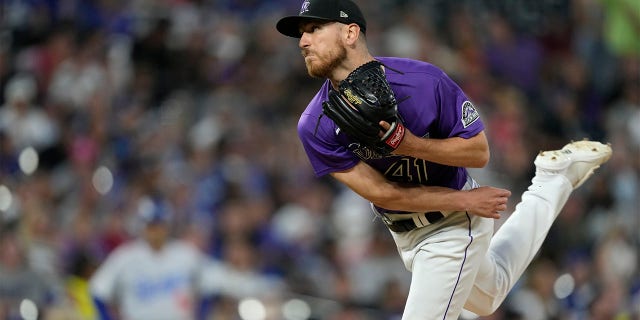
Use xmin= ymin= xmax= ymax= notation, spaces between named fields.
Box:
xmin=434 ymin=70 xmax=484 ymax=138
xmin=297 ymin=81 xmax=360 ymax=177
xmin=381 ymin=57 xmax=484 ymax=141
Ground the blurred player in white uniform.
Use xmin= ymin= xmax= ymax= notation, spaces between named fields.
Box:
xmin=90 ymin=196 xmax=283 ymax=320
xmin=90 ymin=197 xmax=207 ymax=320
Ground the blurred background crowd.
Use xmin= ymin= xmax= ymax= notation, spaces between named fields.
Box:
xmin=0 ymin=0 xmax=638 ymax=319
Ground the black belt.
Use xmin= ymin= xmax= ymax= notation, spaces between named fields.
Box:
xmin=384 ymin=211 xmax=445 ymax=232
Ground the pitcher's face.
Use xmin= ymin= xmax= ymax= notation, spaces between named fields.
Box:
xmin=299 ymin=21 xmax=347 ymax=79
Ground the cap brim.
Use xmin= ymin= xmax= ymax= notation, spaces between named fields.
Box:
xmin=276 ymin=15 xmax=334 ymax=38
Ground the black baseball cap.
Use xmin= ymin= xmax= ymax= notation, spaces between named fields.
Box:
xmin=276 ymin=0 xmax=367 ymax=38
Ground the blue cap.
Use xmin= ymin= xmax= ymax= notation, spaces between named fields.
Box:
xmin=137 ymin=197 xmax=171 ymax=225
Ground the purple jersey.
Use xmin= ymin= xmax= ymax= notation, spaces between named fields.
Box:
xmin=297 ymin=57 xmax=484 ymax=192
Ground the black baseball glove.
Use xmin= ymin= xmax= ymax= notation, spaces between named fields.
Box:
xmin=322 ymin=60 xmax=405 ymax=155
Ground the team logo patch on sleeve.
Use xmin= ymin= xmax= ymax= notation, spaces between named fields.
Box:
xmin=461 ymin=101 xmax=479 ymax=128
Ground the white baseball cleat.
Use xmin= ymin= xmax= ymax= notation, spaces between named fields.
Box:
xmin=534 ymin=140 xmax=612 ymax=189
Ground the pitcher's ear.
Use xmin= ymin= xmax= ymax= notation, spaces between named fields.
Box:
xmin=344 ymin=23 xmax=362 ymax=44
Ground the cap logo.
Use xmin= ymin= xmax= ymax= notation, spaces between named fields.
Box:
xmin=340 ymin=11 xmax=348 ymax=18
xmin=300 ymin=0 xmax=310 ymax=14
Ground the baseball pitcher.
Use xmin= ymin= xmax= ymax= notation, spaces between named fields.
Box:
xmin=275 ymin=0 xmax=612 ymax=318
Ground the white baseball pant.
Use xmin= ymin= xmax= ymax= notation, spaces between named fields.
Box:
xmin=386 ymin=173 xmax=573 ymax=319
